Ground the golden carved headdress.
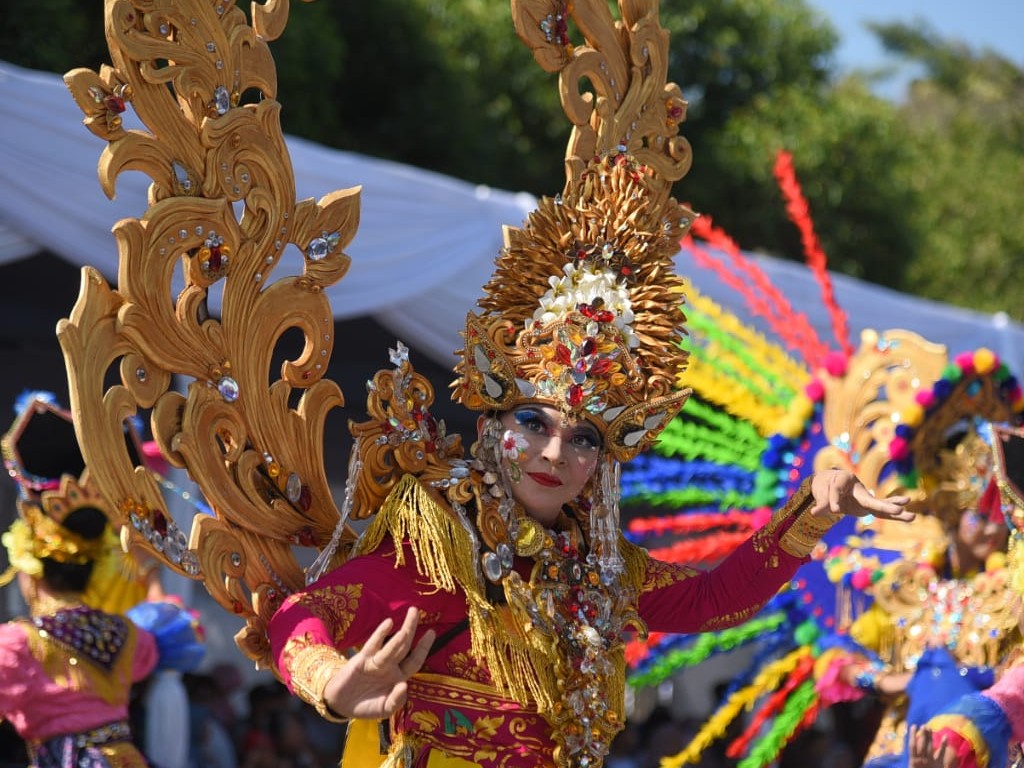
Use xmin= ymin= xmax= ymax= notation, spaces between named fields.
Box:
xmin=990 ymin=422 xmax=1024 ymax=598
xmin=56 ymin=0 xmax=696 ymax=676
xmin=452 ymin=0 xmax=696 ymax=463
xmin=0 ymin=395 xmax=113 ymax=586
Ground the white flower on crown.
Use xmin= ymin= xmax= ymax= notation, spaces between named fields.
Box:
xmin=532 ymin=262 xmax=638 ymax=348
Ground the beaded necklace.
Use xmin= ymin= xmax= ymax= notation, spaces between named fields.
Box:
xmin=502 ymin=527 xmax=642 ymax=767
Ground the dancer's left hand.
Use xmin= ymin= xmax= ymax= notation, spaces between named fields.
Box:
xmin=809 ymin=469 xmax=914 ymax=521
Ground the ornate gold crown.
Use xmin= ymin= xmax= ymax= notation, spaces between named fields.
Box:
xmin=0 ymin=397 xmax=113 ymax=584
xmin=923 ymin=425 xmax=995 ymax=526
xmin=59 ymin=0 xmax=359 ymax=666
xmin=453 ymin=1 xmax=697 ymax=462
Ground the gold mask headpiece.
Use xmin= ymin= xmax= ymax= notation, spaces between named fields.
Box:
xmin=887 ymin=349 xmax=1023 ymax=528
xmin=452 ymin=2 xmax=697 ymax=463
xmin=991 ymin=423 xmax=1024 ymax=598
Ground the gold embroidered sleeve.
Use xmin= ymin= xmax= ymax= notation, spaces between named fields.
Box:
xmin=284 ymin=582 xmax=363 ymax=646
xmin=771 ymin=478 xmax=843 ymax=558
xmin=698 ymin=604 xmax=765 ymax=632
xmin=639 ymin=556 xmax=699 ymax=594
xmin=281 ymin=633 xmax=348 ymax=722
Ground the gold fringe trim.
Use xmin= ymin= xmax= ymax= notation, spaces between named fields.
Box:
xmin=355 ymin=475 xmax=548 ymax=706
xmin=467 ymin=597 xmax=552 ymax=711
xmin=355 ymin=474 xmax=480 ymax=595
xmin=355 ymin=474 xmax=652 ymax=744
xmin=620 ymin=539 xmax=651 ymax=595
xmin=22 ymin=618 xmax=138 ymax=706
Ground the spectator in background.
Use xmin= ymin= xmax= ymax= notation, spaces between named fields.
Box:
xmin=606 ymin=719 xmax=644 ymax=768
xmin=185 ymin=673 xmax=238 ymax=768
xmin=127 ymin=597 xmax=206 ymax=768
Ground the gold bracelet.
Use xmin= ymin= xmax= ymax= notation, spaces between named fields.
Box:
xmin=779 ymin=496 xmax=842 ymax=558
xmin=753 ymin=477 xmax=814 ymax=558
xmin=285 ymin=640 xmax=349 ymax=722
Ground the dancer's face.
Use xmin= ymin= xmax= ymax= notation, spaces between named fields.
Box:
xmin=957 ymin=507 xmax=1008 ymax=565
xmin=481 ymin=405 xmax=602 ymax=526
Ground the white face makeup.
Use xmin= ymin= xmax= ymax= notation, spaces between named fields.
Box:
xmin=490 ymin=405 xmax=603 ymax=527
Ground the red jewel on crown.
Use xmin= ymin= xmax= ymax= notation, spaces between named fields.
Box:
xmin=577 ymin=302 xmax=615 ymax=324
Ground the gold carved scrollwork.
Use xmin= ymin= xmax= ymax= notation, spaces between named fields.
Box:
xmin=510 ymin=0 xmax=692 ymax=202
xmin=59 ymin=0 xmax=358 ymax=668
xmin=814 ymin=329 xmax=948 ymax=495
xmin=349 ymin=351 xmax=465 ymax=522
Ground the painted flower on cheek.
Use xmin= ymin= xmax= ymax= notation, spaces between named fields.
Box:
xmin=501 ymin=430 xmax=529 ymax=459
xmin=501 ymin=429 xmax=529 ymax=482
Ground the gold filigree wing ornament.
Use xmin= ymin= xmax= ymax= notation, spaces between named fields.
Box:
xmin=454 ymin=0 xmax=695 ymax=463
xmin=59 ymin=0 xmax=359 ymax=667
xmin=992 ymin=422 xmax=1024 ymax=600
xmin=346 ymin=341 xmax=467 ymax=524
xmin=813 ymin=329 xmax=948 ymax=495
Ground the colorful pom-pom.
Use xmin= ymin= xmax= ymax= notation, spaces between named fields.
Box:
xmin=850 ymin=568 xmax=872 ymax=590
xmin=823 ymin=351 xmax=848 ymax=378
xmin=914 ymin=389 xmax=936 ymax=408
xmin=973 ymin=348 xmax=997 ymax=375
xmin=986 ymin=551 xmax=1007 ymax=572
xmin=804 ymin=378 xmax=825 ymax=402
xmin=888 ymin=436 xmax=910 ymax=460
xmin=953 ymin=351 xmax=976 ymax=374
xmin=900 ymin=403 xmax=924 ymax=428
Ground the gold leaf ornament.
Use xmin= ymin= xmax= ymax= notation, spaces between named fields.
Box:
xmin=59 ymin=0 xmax=358 ymax=668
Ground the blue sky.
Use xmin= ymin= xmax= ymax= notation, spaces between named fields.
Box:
xmin=803 ymin=0 xmax=1022 ymax=98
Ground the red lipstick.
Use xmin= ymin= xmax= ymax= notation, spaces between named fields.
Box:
xmin=528 ymin=472 xmax=562 ymax=488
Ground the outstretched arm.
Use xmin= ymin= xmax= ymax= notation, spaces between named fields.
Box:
xmin=638 ymin=470 xmax=910 ymax=634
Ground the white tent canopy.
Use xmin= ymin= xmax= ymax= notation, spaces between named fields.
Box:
xmin=2 ymin=60 xmax=1021 ymax=375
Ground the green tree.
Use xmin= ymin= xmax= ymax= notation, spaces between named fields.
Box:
xmin=269 ymin=0 xmax=565 ymax=192
xmin=873 ymin=22 xmax=1024 ymax=317
xmin=660 ymin=0 xmax=838 ymax=202
xmin=0 ymin=0 xmax=106 ymax=73
xmin=4 ymin=1 xmax=1023 ymax=318
xmin=691 ymin=79 xmax=923 ymax=288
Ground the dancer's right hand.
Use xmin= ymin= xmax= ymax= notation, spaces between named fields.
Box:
xmin=908 ymin=725 xmax=955 ymax=768
xmin=323 ymin=606 xmax=435 ymax=719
